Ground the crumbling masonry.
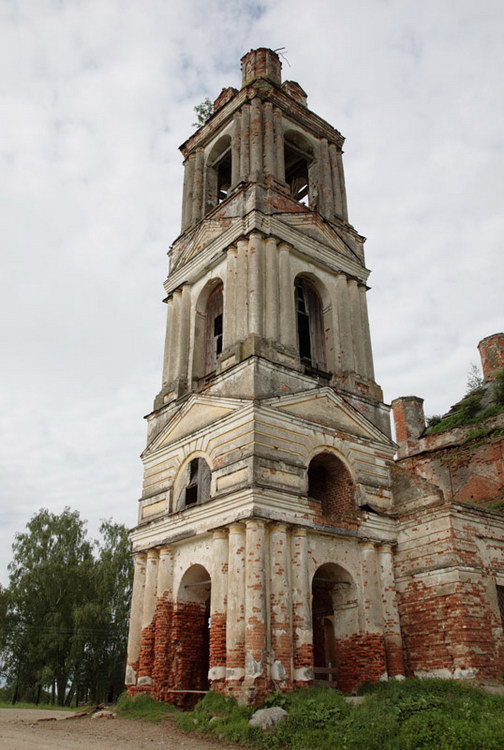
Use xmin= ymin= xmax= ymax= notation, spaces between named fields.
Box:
xmin=126 ymin=49 xmax=504 ymax=704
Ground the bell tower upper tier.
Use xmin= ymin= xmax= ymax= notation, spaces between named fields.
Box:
xmin=155 ymin=48 xmax=389 ymax=438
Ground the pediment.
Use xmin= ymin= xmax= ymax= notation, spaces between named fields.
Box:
xmin=263 ymin=388 xmax=390 ymax=444
xmin=146 ymin=395 xmax=245 ymax=454
xmin=276 ymin=213 xmax=364 ymax=265
xmin=171 ymin=220 xmax=226 ymax=272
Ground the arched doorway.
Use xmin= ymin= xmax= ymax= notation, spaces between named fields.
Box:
xmin=174 ymin=564 xmax=211 ymax=691
xmin=312 ymin=563 xmax=356 ymax=685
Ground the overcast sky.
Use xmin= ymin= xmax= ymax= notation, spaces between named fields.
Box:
xmin=1 ymin=0 xmax=502 ymax=584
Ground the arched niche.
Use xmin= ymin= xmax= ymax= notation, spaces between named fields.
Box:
xmin=308 ymin=451 xmax=355 ymax=517
xmin=311 ymin=562 xmax=357 ymax=685
xmin=284 ymin=129 xmax=314 ymax=205
xmin=294 ymin=275 xmax=327 ymax=371
xmin=192 ymin=279 xmax=224 ymax=381
xmin=206 ymin=135 xmax=232 ymax=213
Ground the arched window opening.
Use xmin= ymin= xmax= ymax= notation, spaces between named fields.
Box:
xmin=206 ymin=135 xmax=232 ymax=212
xmin=312 ymin=563 xmax=355 ymax=686
xmin=284 ymin=131 xmax=313 ymax=205
xmin=182 ymin=457 xmax=211 ymax=508
xmin=295 ymin=279 xmax=325 ymax=371
xmin=205 ymin=283 xmax=223 ymax=374
xmin=308 ymin=452 xmax=355 ymax=517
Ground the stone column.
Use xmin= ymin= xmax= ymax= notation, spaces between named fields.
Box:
xmin=161 ymin=295 xmax=175 ymax=386
xmin=329 ymin=144 xmax=344 ymax=219
xmin=244 ymin=519 xmax=267 ymax=682
xmin=210 ymin=529 xmax=229 ymax=682
xmin=335 ymin=149 xmax=348 ymax=221
xmin=360 ymin=541 xmax=382 ymax=633
xmin=137 ymin=548 xmax=159 ymax=684
xmin=349 ymin=279 xmax=366 ymax=377
xmin=248 ymin=232 xmax=264 ymax=337
xmin=142 ymin=549 xmax=160 ymax=630
xmin=157 ymin=546 xmax=174 ymax=599
xmin=235 ymin=239 xmax=248 ymax=341
xmin=378 ymin=543 xmax=405 ymax=677
xmin=126 ymin=552 xmax=147 ymax=685
xmin=191 ymin=148 xmax=205 ymax=225
xmin=240 ymin=104 xmax=251 ymax=181
xmin=335 ymin=274 xmax=355 ymax=372
xmin=319 ymin=139 xmax=334 ymax=219
xmin=273 ymin=107 xmax=285 ymax=181
xmin=231 ymin=112 xmax=241 ymax=187
xmin=279 ymin=243 xmax=296 ymax=349
xmin=168 ymin=289 xmax=182 ymax=381
xmin=359 ymin=284 xmax=375 ymax=380
xmin=250 ymin=97 xmax=263 ymax=182
xmin=174 ymin=284 xmax=191 ymax=384
xmin=223 ymin=245 xmax=237 ymax=349
xmin=181 ymin=154 xmax=195 ymax=231
xmin=152 ymin=547 xmax=175 ymax=691
xmin=265 ymin=237 xmax=279 ymax=341
xmin=270 ymin=523 xmax=292 ymax=683
xmin=291 ymin=528 xmax=312 ymax=683
xmin=226 ymin=523 xmax=246 ymax=681
xmin=263 ymin=102 xmax=275 ymax=178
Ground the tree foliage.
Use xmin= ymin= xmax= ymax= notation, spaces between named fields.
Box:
xmin=192 ymin=97 xmax=213 ymax=128
xmin=2 ymin=508 xmax=132 ymax=706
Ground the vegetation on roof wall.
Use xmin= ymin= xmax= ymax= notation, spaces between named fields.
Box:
xmin=425 ymin=369 xmax=504 ymax=436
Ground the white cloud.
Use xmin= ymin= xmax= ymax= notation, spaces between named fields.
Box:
xmin=1 ymin=0 xmax=503 ymax=581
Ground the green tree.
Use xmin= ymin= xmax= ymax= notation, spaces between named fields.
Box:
xmin=193 ymin=97 xmax=213 ymax=128
xmin=3 ymin=509 xmax=133 ymax=705
xmin=6 ymin=508 xmax=94 ymax=704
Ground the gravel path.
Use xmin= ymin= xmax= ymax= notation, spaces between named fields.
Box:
xmin=0 ymin=708 xmax=243 ymax=750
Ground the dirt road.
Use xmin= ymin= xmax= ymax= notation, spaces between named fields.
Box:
xmin=0 ymin=708 xmax=243 ymax=750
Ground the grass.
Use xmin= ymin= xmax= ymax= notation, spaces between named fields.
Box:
xmin=170 ymin=679 xmax=504 ymax=750
xmin=115 ymin=692 xmax=180 ymax=722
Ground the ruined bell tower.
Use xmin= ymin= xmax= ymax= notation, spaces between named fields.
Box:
xmin=126 ymin=48 xmax=404 ymax=704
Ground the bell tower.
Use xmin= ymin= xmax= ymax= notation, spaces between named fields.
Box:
xmin=126 ymin=48 xmax=404 ymax=705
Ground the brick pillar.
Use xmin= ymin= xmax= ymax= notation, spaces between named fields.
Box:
xmin=270 ymin=523 xmax=292 ymax=684
xmin=360 ymin=541 xmax=383 ymax=633
xmin=210 ymin=529 xmax=228 ymax=683
xmin=378 ymin=543 xmax=405 ymax=677
xmin=244 ymin=519 xmax=267 ymax=686
xmin=126 ymin=552 xmax=147 ymax=685
xmin=335 ymin=273 xmax=355 ymax=373
xmin=265 ymin=237 xmax=279 ymax=342
xmin=226 ymin=523 xmax=246 ymax=682
xmin=240 ymin=104 xmax=250 ymax=181
xmin=236 ymin=239 xmax=248 ymax=341
xmin=138 ymin=549 xmax=159 ymax=685
xmin=478 ymin=333 xmax=504 ymax=381
xmin=279 ymin=243 xmax=296 ymax=349
xmin=248 ymin=232 xmax=264 ymax=337
xmin=223 ymin=245 xmax=237 ymax=349
xmin=152 ymin=546 xmax=174 ymax=696
xmin=392 ymin=396 xmax=425 ymax=458
xmin=291 ymin=527 xmax=313 ymax=683
xmin=250 ymin=97 xmax=263 ymax=182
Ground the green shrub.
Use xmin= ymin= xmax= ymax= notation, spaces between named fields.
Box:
xmin=115 ymin=692 xmax=179 ymax=721
xmin=494 ymin=369 xmax=504 ymax=405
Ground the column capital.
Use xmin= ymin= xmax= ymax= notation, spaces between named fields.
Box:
xmin=270 ymin=521 xmax=288 ymax=533
xmin=146 ymin=548 xmax=159 ymax=560
xmin=159 ymin=546 xmax=173 ymax=557
xmin=228 ymin=522 xmax=246 ymax=534
xmin=213 ymin=528 xmax=229 ymax=540
xmin=292 ymin=526 xmax=308 ymax=538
